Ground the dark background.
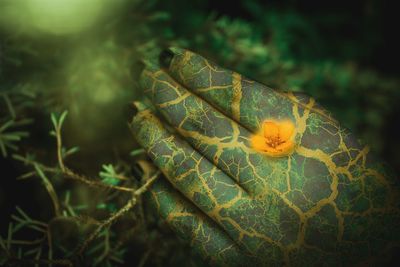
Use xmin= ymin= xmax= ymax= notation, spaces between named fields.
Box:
xmin=1 ymin=0 xmax=399 ymax=266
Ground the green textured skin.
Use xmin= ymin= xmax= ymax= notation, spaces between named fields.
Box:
xmin=130 ymin=48 xmax=400 ymax=266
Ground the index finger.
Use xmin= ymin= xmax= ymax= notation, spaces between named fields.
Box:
xmin=159 ymin=47 xmax=302 ymax=132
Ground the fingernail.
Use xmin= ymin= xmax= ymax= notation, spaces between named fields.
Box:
xmin=133 ymin=101 xmax=149 ymax=112
xmin=127 ymin=101 xmax=150 ymax=120
xmin=131 ymin=60 xmax=145 ymax=81
xmin=131 ymin=162 xmax=144 ymax=181
xmin=159 ymin=48 xmax=174 ymax=69
xmin=124 ymin=102 xmax=138 ymax=120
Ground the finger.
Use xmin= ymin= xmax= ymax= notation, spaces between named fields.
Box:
xmin=129 ymin=100 xmax=247 ymax=218
xmin=137 ymin=160 xmax=254 ymax=267
xmin=140 ymin=62 xmax=266 ymax=194
xmin=159 ymin=47 xmax=334 ymax=136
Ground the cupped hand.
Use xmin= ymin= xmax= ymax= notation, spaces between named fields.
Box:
xmin=130 ymin=48 xmax=400 ymax=266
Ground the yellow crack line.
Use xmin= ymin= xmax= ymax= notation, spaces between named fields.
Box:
xmin=192 ymin=220 xmax=205 ymax=247
xmin=271 ymin=188 xmax=307 ymax=254
xmin=174 ymin=168 xmax=197 ymax=182
xmin=157 ymin=92 xmax=191 ymax=108
xmin=295 ymin=146 xmax=345 ymax=247
xmin=196 ymin=84 xmax=232 ymax=92
xmin=145 ymin=123 xmax=222 ymax=212
xmin=167 ymin=211 xmax=196 ymax=221
xmin=346 ymin=146 xmax=369 ymax=168
xmin=292 ymin=96 xmax=315 ymax=136
xmin=209 ymin=189 xmax=245 ymax=218
xmin=151 ymin=76 xmax=181 ymax=92
xmin=181 ymin=51 xmax=193 ymax=67
xmin=204 ymin=59 xmax=222 ymax=72
xmin=217 ymin=243 xmax=237 ymax=257
xmin=189 ymin=157 xmax=220 ymax=208
xmin=217 ymin=215 xmax=285 ymax=251
xmin=286 ymin=156 xmax=292 ymax=192
xmin=285 ymin=92 xmax=336 ymax=123
xmin=232 ymin=72 xmax=242 ymax=122
xmin=296 ymin=147 xmax=340 ymax=216
xmin=178 ymin=128 xmax=251 ymax=152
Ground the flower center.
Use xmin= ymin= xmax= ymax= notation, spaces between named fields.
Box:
xmin=250 ymin=119 xmax=296 ymax=157
xmin=265 ymin=136 xmax=285 ymax=148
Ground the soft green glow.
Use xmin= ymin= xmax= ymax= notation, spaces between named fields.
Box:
xmin=0 ymin=0 xmax=122 ymax=34
xmin=27 ymin=0 xmax=103 ymax=34
xmin=62 ymin=38 xmax=134 ymax=142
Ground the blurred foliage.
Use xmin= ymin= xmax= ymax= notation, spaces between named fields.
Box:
xmin=0 ymin=0 xmax=399 ymax=266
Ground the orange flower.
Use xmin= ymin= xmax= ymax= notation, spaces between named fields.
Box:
xmin=251 ymin=120 xmax=296 ymax=157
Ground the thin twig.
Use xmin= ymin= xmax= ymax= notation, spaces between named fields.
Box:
xmin=8 ymin=238 xmax=44 ymax=246
xmin=78 ymin=198 xmax=137 ymax=255
xmin=5 ymin=258 xmax=73 ymax=267
xmin=94 ymin=229 xmax=110 ymax=264
xmin=137 ymin=247 xmax=152 ymax=267
xmin=62 ymin=166 xmax=134 ymax=192
xmin=53 ymin=118 xmax=136 ymax=192
xmin=0 ymin=236 xmax=11 ymax=257
xmin=13 ymin=154 xmax=135 ymax=192
xmin=112 ymin=174 xmax=130 ymax=181
xmin=54 ymin=120 xmax=65 ymax=172
xmin=47 ymin=227 xmax=53 ymax=267
xmin=133 ymin=171 xmax=160 ymax=196
xmin=3 ymin=93 xmax=16 ymax=119
xmin=34 ymin=163 xmax=61 ymax=217
xmin=78 ymin=171 xmax=160 ymax=255
xmin=13 ymin=154 xmax=57 ymax=173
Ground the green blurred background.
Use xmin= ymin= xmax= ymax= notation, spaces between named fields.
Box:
xmin=1 ymin=0 xmax=399 ymax=266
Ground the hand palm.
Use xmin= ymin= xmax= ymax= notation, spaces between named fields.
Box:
xmin=130 ymin=48 xmax=400 ymax=266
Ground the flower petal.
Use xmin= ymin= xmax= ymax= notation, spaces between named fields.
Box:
xmin=251 ymin=135 xmax=267 ymax=151
xmin=263 ymin=121 xmax=279 ymax=139
xmin=278 ymin=120 xmax=295 ymax=141
xmin=252 ymin=119 xmax=296 ymax=157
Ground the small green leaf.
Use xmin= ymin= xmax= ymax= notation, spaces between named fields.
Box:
xmin=24 ymin=247 xmax=40 ymax=256
xmin=0 ymin=120 xmax=14 ymax=133
xmin=0 ymin=235 xmax=7 ymax=251
xmin=2 ymin=134 xmax=21 ymax=141
xmin=13 ymin=118 xmax=34 ymax=127
xmin=64 ymin=146 xmax=80 ymax=157
xmin=7 ymin=223 xmax=13 ymax=250
xmin=64 ymin=191 xmax=71 ymax=204
xmin=130 ymin=148 xmax=145 ymax=157
xmin=50 ymin=113 xmax=57 ymax=129
xmin=0 ymin=142 xmax=6 ymax=157
xmin=16 ymin=171 xmax=36 ymax=180
xmin=59 ymin=110 xmax=69 ymax=128
xmin=16 ymin=206 xmax=31 ymax=221
xmin=96 ymin=203 xmax=107 ymax=209
xmin=99 ymin=164 xmax=120 ymax=186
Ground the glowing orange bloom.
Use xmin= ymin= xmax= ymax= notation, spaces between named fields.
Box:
xmin=251 ymin=120 xmax=296 ymax=157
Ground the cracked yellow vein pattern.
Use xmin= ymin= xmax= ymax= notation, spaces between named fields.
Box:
xmin=131 ymin=48 xmax=400 ymax=266
xmin=147 ymin=169 xmax=253 ymax=267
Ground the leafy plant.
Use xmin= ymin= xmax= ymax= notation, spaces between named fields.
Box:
xmin=1 ymin=0 xmax=399 ymax=266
